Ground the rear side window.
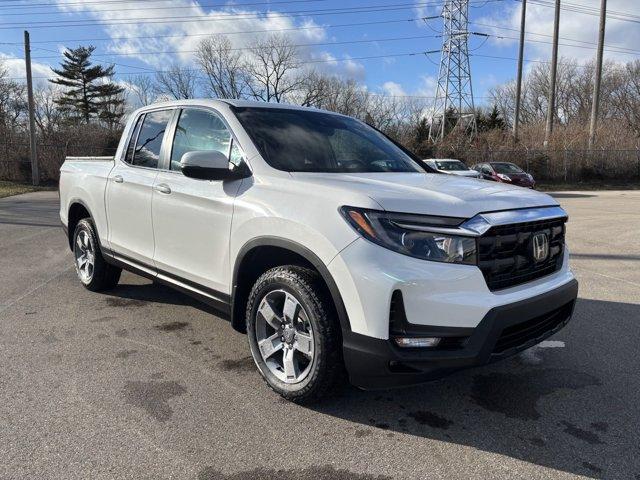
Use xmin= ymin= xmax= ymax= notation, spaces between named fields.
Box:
xmin=124 ymin=115 xmax=143 ymax=164
xmin=132 ymin=110 xmax=173 ymax=169
xmin=170 ymin=109 xmax=231 ymax=171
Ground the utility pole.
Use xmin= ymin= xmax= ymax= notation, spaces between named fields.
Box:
xmin=513 ymin=0 xmax=526 ymax=142
xmin=588 ymin=0 xmax=607 ymax=149
xmin=543 ymin=0 xmax=560 ymax=148
xmin=24 ymin=30 xmax=39 ymax=186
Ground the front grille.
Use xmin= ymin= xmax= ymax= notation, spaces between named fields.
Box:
xmin=492 ymin=300 xmax=574 ymax=354
xmin=478 ymin=217 xmax=566 ymax=291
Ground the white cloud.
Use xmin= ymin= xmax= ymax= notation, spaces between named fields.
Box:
xmin=417 ymin=75 xmax=437 ymax=97
xmin=382 ymin=81 xmax=406 ymax=97
xmin=0 ymin=54 xmax=53 ymax=87
xmin=311 ymin=51 xmax=366 ymax=80
xmin=52 ymin=0 xmax=343 ymax=75
xmin=477 ymin=0 xmax=640 ymax=64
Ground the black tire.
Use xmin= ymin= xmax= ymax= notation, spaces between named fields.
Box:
xmin=72 ymin=218 xmax=121 ymax=292
xmin=246 ymin=266 xmax=343 ymax=403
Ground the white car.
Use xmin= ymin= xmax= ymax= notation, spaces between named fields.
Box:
xmin=424 ymin=158 xmax=480 ymax=178
xmin=59 ymin=100 xmax=577 ymax=403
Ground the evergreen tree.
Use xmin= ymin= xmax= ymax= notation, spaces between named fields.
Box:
xmin=414 ymin=117 xmax=429 ymax=145
xmin=49 ymin=46 xmax=124 ymax=126
xmin=413 ymin=117 xmax=433 ymax=157
xmin=477 ymin=105 xmax=506 ymax=132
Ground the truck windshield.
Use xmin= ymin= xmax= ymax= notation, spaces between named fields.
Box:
xmin=233 ymin=107 xmax=424 ymax=173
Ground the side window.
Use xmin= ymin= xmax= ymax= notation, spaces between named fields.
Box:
xmin=124 ymin=115 xmax=143 ymax=164
xmin=132 ymin=110 xmax=173 ymax=169
xmin=482 ymin=164 xmax=492 ymax=174
xmin=170 ymin=109 xmax=232 ymax=171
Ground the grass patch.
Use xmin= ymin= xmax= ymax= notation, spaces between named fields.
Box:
xmin=0 ymin=181 xmax=56 ymax=199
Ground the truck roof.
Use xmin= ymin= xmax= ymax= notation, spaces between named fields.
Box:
xmin=132 ymin=98 xmax=341 ymax=116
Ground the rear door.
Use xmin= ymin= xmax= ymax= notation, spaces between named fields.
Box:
xmin=151 ymin=107 xmax=245 ymax=296
xmin=106 ymin=108 xmax=174 ymax=267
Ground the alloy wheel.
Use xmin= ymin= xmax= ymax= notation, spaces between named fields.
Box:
xmin=255 ymin=289 xmax=315 ymax=384
xmin=74 ymin=229 xmax=95 ymax=283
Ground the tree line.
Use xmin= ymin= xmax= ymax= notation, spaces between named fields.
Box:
xmin=1 ymin=32 xmax=639 ymax=184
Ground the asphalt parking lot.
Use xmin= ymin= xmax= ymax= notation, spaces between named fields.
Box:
xmin=1 ymin=190 xmax=639 ymax=480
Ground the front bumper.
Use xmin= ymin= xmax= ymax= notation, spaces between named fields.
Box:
xmin=343 ymin=278 xmax=578 ymax=389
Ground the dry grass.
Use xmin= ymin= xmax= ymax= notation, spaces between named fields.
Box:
xmin=0 ymin=181 xmax=55 ymax=199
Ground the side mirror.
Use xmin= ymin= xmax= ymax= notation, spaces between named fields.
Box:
xmin=180 ymin=150 xmax=237 ymax=180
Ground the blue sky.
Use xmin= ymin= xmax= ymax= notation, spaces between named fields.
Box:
xmin=0 ymin=0 xmax=638 ymax=107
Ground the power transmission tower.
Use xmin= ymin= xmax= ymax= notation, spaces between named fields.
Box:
xmin=429 ymin=0 xmax=477 ymax=142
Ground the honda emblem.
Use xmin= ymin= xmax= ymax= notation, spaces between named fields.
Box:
xmin=532 ymin=233 xmax=549 ymax=262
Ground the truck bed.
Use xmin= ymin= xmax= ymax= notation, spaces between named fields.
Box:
xmin=59 ymin=156 xmax=116 ymax=239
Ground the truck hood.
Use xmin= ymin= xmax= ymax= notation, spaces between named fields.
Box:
xmin=290 ymin=172 xmax=557 ymax=218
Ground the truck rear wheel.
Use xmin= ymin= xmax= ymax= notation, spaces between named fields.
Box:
xmin=72 ymin=218 xmax=121 ymax=292
xmin=246 ymin=266 xmax=343 ymax=403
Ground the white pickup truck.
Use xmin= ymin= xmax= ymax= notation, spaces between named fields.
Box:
xmin=59 ymin=99 xmax=578 ymax=403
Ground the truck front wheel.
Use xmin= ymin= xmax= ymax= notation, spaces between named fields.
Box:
xmin=246 ymin=266 xmax=343 ymax=403
xmin=72 ymin=218 xmax=121 ymax=292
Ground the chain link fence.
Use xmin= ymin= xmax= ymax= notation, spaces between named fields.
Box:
xmin=2 ymin=141 xmax=640 ymax=185
xmin=0 ymin=134 xmax=121 ymax=184
xmin=441 ymin=148 xmax=640 ymax=183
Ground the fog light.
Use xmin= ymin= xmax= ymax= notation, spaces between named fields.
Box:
xmin=394 ymin=337 xmax=441 ymax=348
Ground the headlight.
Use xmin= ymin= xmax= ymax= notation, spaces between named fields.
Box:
xmin=340 ymin=207 xmax=477 ymax=265
xmin=497 ymin=173 xmax=511 ymax=181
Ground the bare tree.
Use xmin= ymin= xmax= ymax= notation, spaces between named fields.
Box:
xmin=196 ymin=35 xmax=249 ymax=99
xmin=155 ymin=65 xmax=198 ymax=100
xmin=128 ymin=75 xmax=155 ymax=106
xmin=0 ymin=60 xmax=26 ymax=131
xmin=246 ymin=34 xmax=304 ymax=103
xmin=610 ymin=60 xmax=640 ymax=136
xmin=34 ymin=84 xmax=63 ymax=135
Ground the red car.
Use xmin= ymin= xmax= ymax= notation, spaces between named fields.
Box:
xmin=473 ymin=162 xmax=535 ymax=188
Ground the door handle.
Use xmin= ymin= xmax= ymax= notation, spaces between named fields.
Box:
xmin=155 ymin=183 xmax=171 ymax=194
xmin=113 ymin=175 xmax=123 ymax=183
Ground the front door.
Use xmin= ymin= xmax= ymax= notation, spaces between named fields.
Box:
xmin=151 ymin=107 xmax=245 ymax=296
xmin=106 ymin=109 xmax=174 ymax=266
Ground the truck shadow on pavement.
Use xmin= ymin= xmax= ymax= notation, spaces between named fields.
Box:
xmin=103 ymin=281 xmax=228 ymax=317
xmin=311 ymin=297 xmax=640 ymax=479
xmin=99 ymin=280 xmax=640 ymax=478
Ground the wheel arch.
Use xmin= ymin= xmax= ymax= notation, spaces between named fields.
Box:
xmin=231 ymin=237 xmax=351 ymax=335
xmin=66 ymin=199 xmax=94 ymax=250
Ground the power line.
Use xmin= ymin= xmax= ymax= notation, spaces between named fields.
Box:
xmin=30 ymin=34 xmax=445 ymax=60
xmin=5 ymin=49 xmax=435 ymax=80
xmin=512 ymin=0 xmax=640 ymax=24
xmin=471 ymin=52 xmax=596 ymax=68
xmin=0 ymin=1 xmax=499 ymax=29
xmin=529 ymin=0 xmax=640 ymax=21
xmin=0 ymin=0 xmax=323 ymax=8
xmin=27 ymin=28 xmax=640 ymax=62
xmin=477 ymin=32 xmax=640 ymax=57
xmin=8 ymin=16 xmax=636 ymax=53
xmin=0 ymin=18 xmax=425 ymax=45
xmin=0 ymin=0 xmax=329 ymax=15
xmin=471 ymin=20 xmax=638 ymax=54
